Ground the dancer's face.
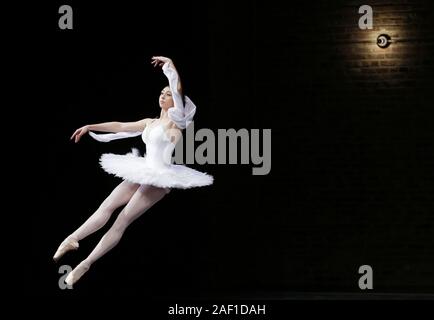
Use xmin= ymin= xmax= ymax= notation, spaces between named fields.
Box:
xmin=159 ymin=86 xmax=174 ymax=110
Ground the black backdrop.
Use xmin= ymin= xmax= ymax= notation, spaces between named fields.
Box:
xmin=26 ymin=0 xmax=434 ymax=298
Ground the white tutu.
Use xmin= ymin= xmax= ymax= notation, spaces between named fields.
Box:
xmin=97 ymin=122 xmax=214 ymax=189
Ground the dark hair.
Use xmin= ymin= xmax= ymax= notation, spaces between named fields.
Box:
xmin=164 ymin=85 xmax=186 ymax=105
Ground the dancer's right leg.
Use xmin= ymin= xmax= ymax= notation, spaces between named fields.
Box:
xmin=70 ymin=181 xmax=140 ymax=241
xmin=53 ymin=181 xmax=139 ymax=261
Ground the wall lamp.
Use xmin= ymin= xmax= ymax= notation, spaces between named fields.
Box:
xmin=377 ymin=34 xmax=392 ymax=48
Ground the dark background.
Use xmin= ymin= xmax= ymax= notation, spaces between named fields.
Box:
xmin=27 ymin=0 xmax=434 ymax=297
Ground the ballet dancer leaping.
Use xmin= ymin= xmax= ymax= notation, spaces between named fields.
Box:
xmin=53 ymin=56 xmax=213 ymax=286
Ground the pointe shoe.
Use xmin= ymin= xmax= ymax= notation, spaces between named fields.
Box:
xmin=53 ymin=237 xmax=79 ymax=262
xmin=65 ymin=261 xmax=90 ymax=286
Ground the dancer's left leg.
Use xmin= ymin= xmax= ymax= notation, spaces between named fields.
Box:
xmin=65 ymin=184 xmax=168 ymax=285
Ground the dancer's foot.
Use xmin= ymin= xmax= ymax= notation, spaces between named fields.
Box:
xmin=53 ymin=237 xmax=79 ymax=262
xmin=65 ymin=261 xmax=90 ymax=286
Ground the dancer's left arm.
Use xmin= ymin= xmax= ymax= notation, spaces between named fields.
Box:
xmin=151 ymin=56 xmax=183 ymax=94
xmin=151 ymin=56 xmax=185 ymax=122
xmin=151 ymin=56 xmax=196 ymax=130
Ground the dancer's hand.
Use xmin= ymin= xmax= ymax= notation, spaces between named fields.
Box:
xmin=151 ymin=56 xmax=173 ymax=68
xmin=71 ymin=125 xmax=89 ymax=143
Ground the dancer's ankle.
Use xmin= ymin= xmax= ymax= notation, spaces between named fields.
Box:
xmin=80 ymin=259 xmax=92 ymax=268
xmin=67 ymin=235 xmax=79 ymax=243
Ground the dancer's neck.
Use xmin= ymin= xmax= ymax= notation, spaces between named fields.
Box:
xmin=159 ymin=108 xmax=171 ymax=121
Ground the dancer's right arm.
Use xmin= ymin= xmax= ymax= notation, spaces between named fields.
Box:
xmin=71 ymin=119 xmax=151 ymax=143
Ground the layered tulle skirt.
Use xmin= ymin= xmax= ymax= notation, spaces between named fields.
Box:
xmin=99 ymin=149 xmax=213 ymax=189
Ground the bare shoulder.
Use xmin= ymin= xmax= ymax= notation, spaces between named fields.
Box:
xmin=120 ymin=118 xmax=155 ymax=132
xmin=138 ymin=118 xmax=157 ymax=128
xmin=166 ymin=122 xmax=183 ymax=144
xmin=143 ymin=118 xmax=156 ymax=125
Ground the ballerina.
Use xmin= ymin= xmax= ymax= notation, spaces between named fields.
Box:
xmin=53 ymin=56 xmax=213 ymax=286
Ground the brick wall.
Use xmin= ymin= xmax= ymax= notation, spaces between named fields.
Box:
xmin=207 ymin=0 xmax=434 ymax=293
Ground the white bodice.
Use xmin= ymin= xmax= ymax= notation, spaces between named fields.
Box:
xmin=142 ymin=123 xmax=176 ymax=169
